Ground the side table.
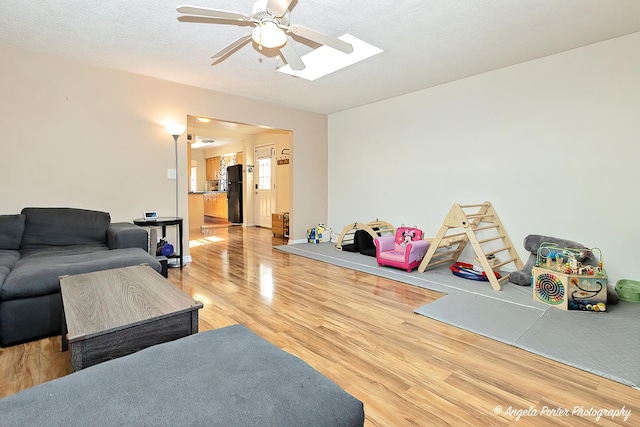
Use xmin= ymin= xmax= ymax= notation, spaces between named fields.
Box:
xmin=133 ymin=217 xmax=183 ymax=269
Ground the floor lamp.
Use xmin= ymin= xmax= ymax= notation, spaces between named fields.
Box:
xmin=165 ymin=123 xmax=186 ymax=268
xmin=164 ymin=123 xmax=187 ymax=218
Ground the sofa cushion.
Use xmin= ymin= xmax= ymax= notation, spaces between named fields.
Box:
xmin=20 ymin=208 xmax=110 ymax=249
xmin=0 ymin=250 xmax=20 ymax=269
xmin=0 ymin=250 xmax=21 ymax=296
xmin=0 ymin=292 xmax=63 ymax=347
xmin=0 ymin=266 xmax=9 ymax=289
xmin=0 ymin=214 xmax=26 ymax=250
xmin=1 ymin=245 xmax=161 ymax=300
xmin=379 ymin=250 xmax=406 ymax=263
xmin=0 ymin=324 xmax=365 ymax=426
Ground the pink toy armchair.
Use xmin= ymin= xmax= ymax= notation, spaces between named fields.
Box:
xmin=374 ymin=226 xmax=431 ymax=272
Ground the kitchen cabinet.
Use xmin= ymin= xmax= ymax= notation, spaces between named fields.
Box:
xmin=205 ymin=156 xmax=221 ymax=181
xmin=213 ymin=157 xmax=221 ymax=179
xmin=236 ymin=151 xmax=243 ymax=165
xmin=219 ymin=197 xmax=228 ymax=219
xmin=205 ymin=158 xmax=213 ymax=181
xmin=204 ymin=192 xmax=228 ymax=220
xmin=204 ymin=195 xmax=213 ymax=216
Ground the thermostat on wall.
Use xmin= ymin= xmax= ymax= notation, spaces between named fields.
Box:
xmin=144 ymin=211 xmax=158 ymax=221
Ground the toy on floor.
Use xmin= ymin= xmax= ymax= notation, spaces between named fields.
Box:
xmin=532 ymin=243 xmax=608 ymax=311
xmin=336 ymin=220 xmax=395 ymax=257
xmin=374 ymin=226 xmax=430 ymax=272
xmin=509 ymin=235 xmax=596 ymax=286
xmin=450 ymin=262 xmax=502 ymax=281
xmin=418 ymin=202 xmax=523 ymax=291
xmin=615 ymin=279 xmax=640 ymax=303
xmin=307 ymin=224 xmax=326 ymax=244
xmin=512 ymin=235 xmax=618 ymax=306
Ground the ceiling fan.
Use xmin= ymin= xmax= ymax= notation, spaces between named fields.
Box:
xmin=177 ymin=0 xmax=353 ymax=71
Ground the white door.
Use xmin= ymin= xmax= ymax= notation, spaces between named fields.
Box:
xmin=254 ymin=143 xmax=276 ymax=228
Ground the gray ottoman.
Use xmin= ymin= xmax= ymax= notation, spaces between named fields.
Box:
xmin=0 ymin=325 xmax=365 ymax=426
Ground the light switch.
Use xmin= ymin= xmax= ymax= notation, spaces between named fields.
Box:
xmin=167 ymin=168 xmax=177 ymax=179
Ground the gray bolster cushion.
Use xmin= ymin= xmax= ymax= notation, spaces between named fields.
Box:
xmin=0 ymin=214 xmax=26 ymax=250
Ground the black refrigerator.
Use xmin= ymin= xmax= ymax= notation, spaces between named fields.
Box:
xmin=227 ymin=164 xmax=243 ymax=224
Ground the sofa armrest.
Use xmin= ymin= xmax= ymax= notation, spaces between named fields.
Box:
xmin=374 ymin=235 xmax=395 ymax=252
xmin=406 ymin=240 xmax=431 ymax=263
xmin=108 ymin=223 xmax=148 ymax=251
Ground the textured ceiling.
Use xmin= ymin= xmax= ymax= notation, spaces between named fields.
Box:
xmin=1 ymin=1 xmax=640 ymax=114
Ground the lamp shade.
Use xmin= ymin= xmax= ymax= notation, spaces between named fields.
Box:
xmin=165 ymin=123 xmax=186 ymax=137
xmin=252 ymin=21 xmax=287 ymax=48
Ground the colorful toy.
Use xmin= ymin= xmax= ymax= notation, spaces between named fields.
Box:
xmin=374 ymin=226 xmax=429 ymax=272
xmin=307 ymin=226 xmax=321 ymax=244
xmin=509 ymin=234 xmax=596 ymax=287
xmin=532 ymin=245 xmax=607 ymax=312
xmin=450 ymin=262 xmax=502 ymax=282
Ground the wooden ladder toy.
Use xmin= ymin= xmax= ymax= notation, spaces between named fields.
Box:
xmin=418 ymin=202 xmax=523 ymax=291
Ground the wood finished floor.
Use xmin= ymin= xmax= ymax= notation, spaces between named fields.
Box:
xmin=1 ymin=226 xmax=638 ymax=426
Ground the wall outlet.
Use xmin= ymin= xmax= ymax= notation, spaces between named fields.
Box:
xmin=167 ymin=168 xmax=177 ymax=179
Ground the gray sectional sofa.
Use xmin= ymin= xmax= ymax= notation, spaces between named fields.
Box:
xmin=0 ymin=207 xmax=162 ymax=347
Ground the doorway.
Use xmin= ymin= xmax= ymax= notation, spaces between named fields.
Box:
xmin=185 ymin=115 xmax=291 ymax=238
xmin=254 ymin=143 xmax=276 ymax=228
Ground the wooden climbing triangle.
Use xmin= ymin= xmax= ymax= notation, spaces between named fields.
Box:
xmin=418 ymin=202 xmax=523 ymax=291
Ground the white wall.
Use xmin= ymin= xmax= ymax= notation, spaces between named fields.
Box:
xmin=0 ymin=44 xmax=327 ymax=256
xmin=328 ymin=33 xmax=640 ymax=283
xmin=202 ymin=141 xmax=245 ymax=158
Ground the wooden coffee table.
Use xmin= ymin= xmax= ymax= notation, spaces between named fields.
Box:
xmin=60 ymin=265 xmax=203 ymax=372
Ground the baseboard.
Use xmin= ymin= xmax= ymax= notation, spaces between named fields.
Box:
xmin=289 ymin=238 xmax=308 ymax=244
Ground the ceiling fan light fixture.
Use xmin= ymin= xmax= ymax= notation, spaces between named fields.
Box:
xmin=252 ymin=21 xmax=287 ymax=48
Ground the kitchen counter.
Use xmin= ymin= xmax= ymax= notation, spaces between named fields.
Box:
xmin=189 ymin=192 xmax=228 ymax=222
xmin=188 ymin=193 xmax=205 ymax=231
xmin=189 ymin=191 xmax=227 ymax=194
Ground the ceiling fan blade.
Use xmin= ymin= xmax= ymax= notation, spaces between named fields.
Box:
xmin=211 ymin=33 xmax=253 ymax=59
xmin=178 ymin=16 xmax=253 ymax=26
xmin=266 ymin=0 xmax=293 ymax=17
xmin=290 ymin=25 xmax=354 ymax=54
xmin=279 ymin=41 xmax=305 ymax=71
xmin=177 ymin=5 xmax=249 ymax=22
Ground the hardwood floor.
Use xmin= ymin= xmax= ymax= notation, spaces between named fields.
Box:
xmin=1 ymin=226 xmax=638 ymax=426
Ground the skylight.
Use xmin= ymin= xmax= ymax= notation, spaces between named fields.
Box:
xmin=277 ymin=34 xmax=383 ymax=81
